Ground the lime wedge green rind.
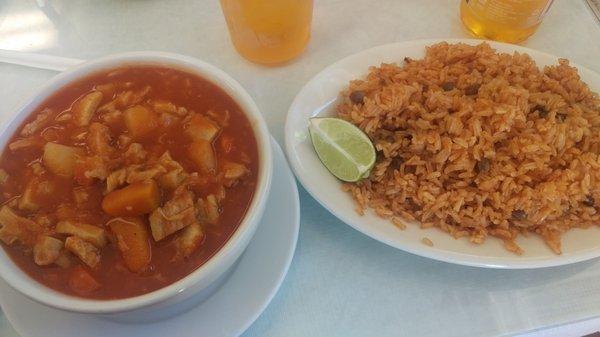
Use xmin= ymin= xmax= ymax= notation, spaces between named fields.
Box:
xmin=308 ymin=117 xmax=376 ymax=182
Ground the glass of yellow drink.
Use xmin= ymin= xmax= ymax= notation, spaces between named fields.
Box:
xmin=460 ymin=0 xmax=554 ymax=43
xmin=220 ymin=0 xmax=314 ymax=65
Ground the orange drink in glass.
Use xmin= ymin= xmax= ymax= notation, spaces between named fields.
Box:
xmin=220 ymin=0 xmax=313 ymax=65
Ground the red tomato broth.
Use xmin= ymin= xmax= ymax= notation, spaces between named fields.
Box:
xmin=0 ymin=66 xmax=258 ymax=299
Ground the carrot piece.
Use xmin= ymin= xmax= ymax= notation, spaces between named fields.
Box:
xmin=68 ymin=265 xmax=101 ymax=295
xmin=188 ymin=140 xmax=216 ymax=172
xmin=123 ymin=105 xmax=159 ymax=139
xmin=101 ymin=180 xmax=160 ymax=216
xmin=108 ymin=217 xmax=151 ymax=273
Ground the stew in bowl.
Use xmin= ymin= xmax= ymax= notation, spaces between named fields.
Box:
xmin=0 ymin=52 xmax=272 ymax=313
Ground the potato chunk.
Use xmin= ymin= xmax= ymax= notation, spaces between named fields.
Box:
xmin=43 ymin=142 xmax=82 ymax=177
xmin=65 ymin=236 xmax=100 ymax=268
xmin=149 ymin=189 xmax=197 ymax=241
xmin=108 ymin=217 xmax=151 ymax=273
xmin=188 ymin=140 xmax=216 ymax=173
xmin=72 ymin=91 xmax=103 ymax=126
xmin=33 ymin=235 xmax=64 ymax=266
xmin=102 ymin=180 xmax=160 ymax=216
xmin=185 ymin=114 xmax=220 ymax=142
xmin=124 ymin=105 xmax=159 ymax=139
xmin=174 ymin=223 xmax=204 ymax=260
xmin=0 ymin=206 xmax=42 ymax=246
xmin=56 ymin=220 xmax=107 ymax=247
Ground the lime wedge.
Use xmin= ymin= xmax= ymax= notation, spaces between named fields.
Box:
xmin=308 ymin=117 xmax=376 ymax=182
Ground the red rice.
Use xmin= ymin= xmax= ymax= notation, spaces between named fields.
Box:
xmin=338 ymin=42 xmax=600 ymax=254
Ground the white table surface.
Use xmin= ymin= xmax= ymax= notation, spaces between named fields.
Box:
xmin=1 ymin=0 xmax=600 ymax=336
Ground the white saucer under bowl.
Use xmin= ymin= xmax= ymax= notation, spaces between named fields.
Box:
xmin=0 ymin=137 xmax=299 ymax=337
xmin=284 ymin=38 xmax=600 ymax=269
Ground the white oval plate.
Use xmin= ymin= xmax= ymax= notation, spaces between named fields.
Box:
xmin=0 ymin=138 xmax=299 ymax=337
xmin=285 ymin=38 xmax=600 ymax=269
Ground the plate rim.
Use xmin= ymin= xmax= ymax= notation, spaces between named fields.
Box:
xmin=284 ymin=38 xmax=600 ymax=269
xmin=236 ymin=137 xmax=300 ymax=335
xmin=0 ymin=137 xmax=300 ymax=337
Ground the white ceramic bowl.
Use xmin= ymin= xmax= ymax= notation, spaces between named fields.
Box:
xmin=285 ymin=38 xmax=600 ymax=269
xmin=0 ymin=52 xmax=273 ymax=315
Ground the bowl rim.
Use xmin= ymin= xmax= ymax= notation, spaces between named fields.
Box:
xmin=0 ymin=51 xmax=273 ymax=313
